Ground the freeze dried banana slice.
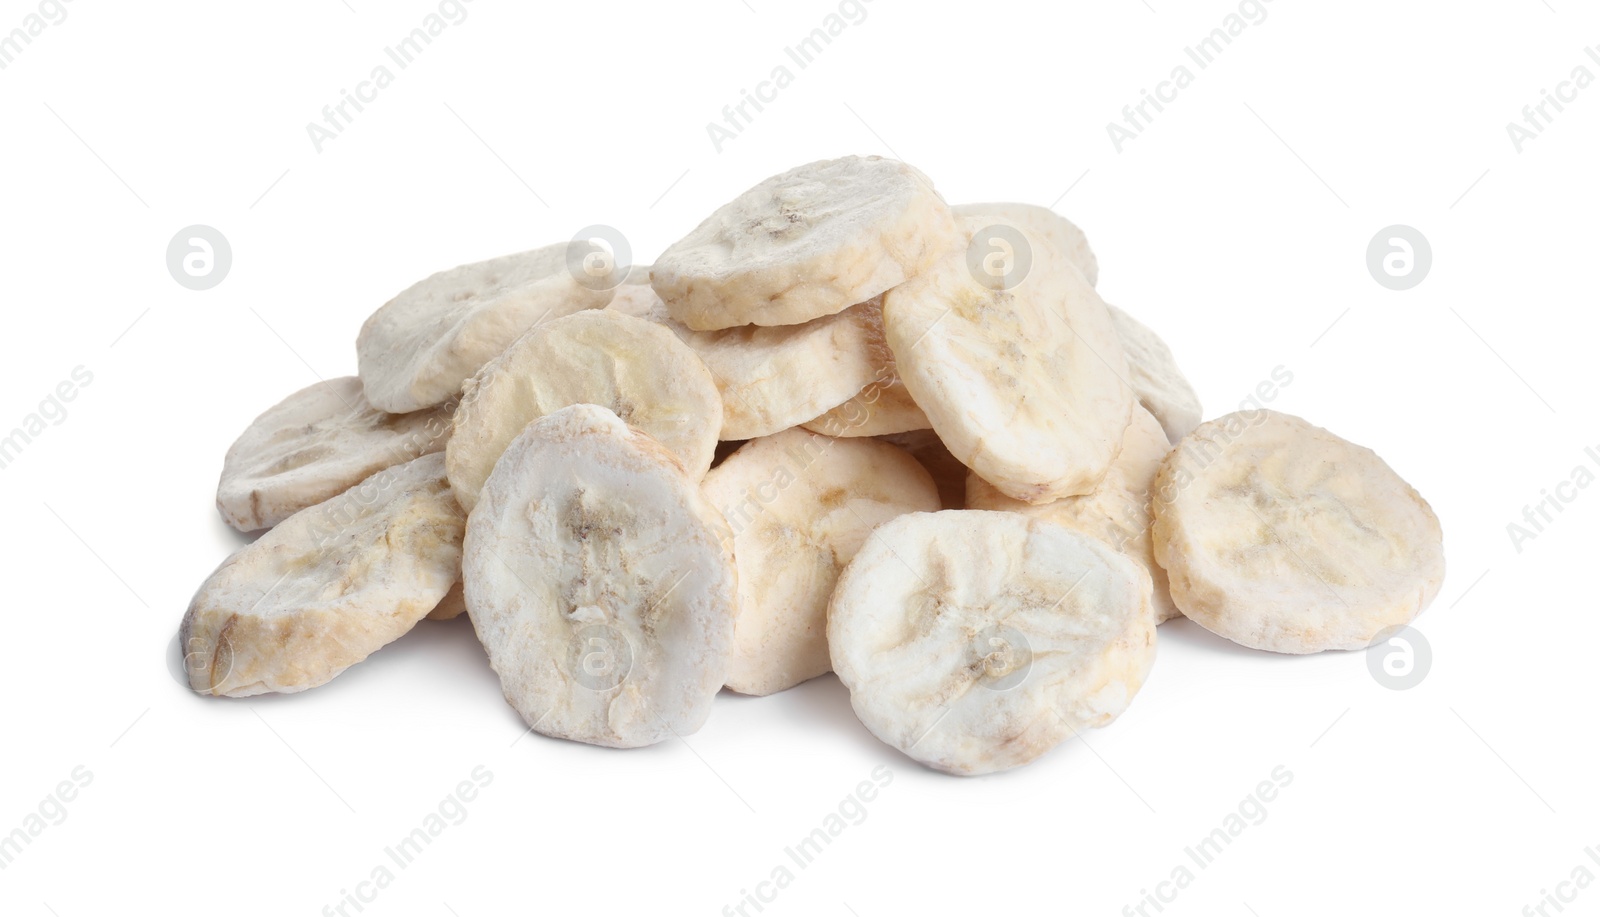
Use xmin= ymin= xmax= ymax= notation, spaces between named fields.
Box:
xmin=1151 ymin=410 xmax=1445 ymax=654
xmin=180 ymin=454 xmax=466 ymax=697
xmin=427 ymin=581 xmax=466 ymax=621
xmin=446 ymin=310 xmax=722 ymax=513
xmin=1107 ymin=303 xmax=1203 ymax=444
xmin=357 ymin=244 xmax=613 ymax=413
xmin=878 ymin=430 xmax=967 ymax=510
xmin=653 ymin=156 xmax=961 ymax=331
xmin=610 ymin=289 xmax=884 ymax=441
xmin=967 ymin=406 xmax=1180 ymax=623
xmin=953 ymin=202 xmax=1098 ymax=287
xmin=703 ymin=430 xmax=940 ymax=696
xmin=800 ymin=297 xmax=931 ymax=438
xmin=884 ymin=217 xmax=1135 ymax=504
xmin=829 ymin=511 xmax=1155 ymax=776
xmin=464 ymin=404 xmax=737 ymax=748
xmin=216 ymin=377 xmax=453 ymax=532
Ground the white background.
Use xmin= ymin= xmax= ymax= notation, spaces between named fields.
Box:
xmin=2 ymin=1 xmax=1596 ymax=915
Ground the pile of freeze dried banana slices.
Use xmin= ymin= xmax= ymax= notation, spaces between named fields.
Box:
xmin=179 ymin=155 xmax=1444 ymax=777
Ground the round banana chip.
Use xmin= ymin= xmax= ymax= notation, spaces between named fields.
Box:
xmin=180 ymin=453 xmax=466 ymax=697
xmin=702 ymin=429 xmax=940 ymax=696
xmin=800 ymin=296 xmax=931 ymax=438
xmin=653 ymin=155 xmax=961 ymax=331
xmin=967 ymin=406 xmax=1180 ymax=622
xmin=610 ymin=288 xmax=884 ymax=441
xmin=427 ymin=580 xmax=467 ymax=621
xmin=357 ymin=244 xmax=613 ymax=413
xmin=829 ymin=511 xmax=1155 ymax=776
xmin=952 ymin=201 xmax=1098 ymax=287
xmin=216 ymin=376 xmax=453 ymax=532
xmin=1107 ymin=303 xmax=1203 ymax=444
xmin=463 ymin=404 xmax=738 ymax=748
xmin=446 ymin=310 xmax=722 ymax=513
xmin=1151 ymin=410 xmax=1445 ymax=654
xmin=884 ymin=216 xmax=1135 ymax=504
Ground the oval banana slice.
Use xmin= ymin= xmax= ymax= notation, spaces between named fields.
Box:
xmin=952 ymin=201 xmax=1098 ymax=287
xmin=703 ymin=429 xmax=940 ymax=696
xmin=463 ymin=404 xmax=738 ymax=748
xmin=653 ymin=156 xmax=961 ymax=331
xmin=446 ymin=309 xmax=722 ymax=513
xmin=1152 ymin=410 xmax=1445 ymax=654
xmin=180 ymin=453 xmax=466 ymax=697
xmin=967 ymin=406 xmax=1180 ymax=622
xmin=829 ymin=510 xmax=1156 ymax=776
xmin=357 ymin=244 xmax=613 ymax=413
xmin=877 ymin=430 xmax=969 ymax=510
xmin=884 ymin=216 xmax=1135 ymax=504
xmin=1107 ymin=303 xmax=1203 ymax=444
xmin=610 ymin=287 xmax=884 ymax=441
xmin=216 ymin=376 xmax=453 ymax=532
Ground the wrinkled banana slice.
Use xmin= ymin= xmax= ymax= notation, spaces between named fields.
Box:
xmin=829 ymin=510 xmax=1155 ymax=776
xmin=1107 ymin=303 xmax=1203 ymax=444
xmin=953 ymin=202 xmax=1098 ymax=287
xmin=800 ymin=297 xmax=931 ymax=438
xmin=216 ymin=377 xmax=453 ymax=532
xmin=358 ymin=244 xmax=613 ymax=413
xmin=703 ymin=429 xmax=940 ymax=696
xmin=967 ymin=406 xmax=1180 ymax=623
xmin=653 ymin=156 xmax=961 ymax=331
xmin=610 ymin=288 xmax=883 ymax=441
xmin=463 ymin=404 xmax=738 ymax=748
xmin=180 ymin=454 xmax=466 ymax=697
xmin=427 ymin=580 xmax=467 ymax=621
xmin=877 ymin=430 xmax=968 ymax=510
xmin=446 ymin=310 xmax=722 ymax=513
xmin=884 ymin=216 xmax=1135 ymax=504
xmin=1152 ymin=410 xmax=1445 ymax=654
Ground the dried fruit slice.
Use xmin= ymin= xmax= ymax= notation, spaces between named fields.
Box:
xmin=216 ymin=377 xmax=453 ymax=532
xmin=953 ymin=202 xmax=1098 ymax=286
xmin=446 ymin=310 xmax=722 ymax=512
xmin=610 ymin=289 xmax=883 ymax=441
xmin=702 ymin=430 xmax=940 ymax=695
xmin=180 ymin=454 xmax=466 ymax=697
xmin=1151 ymin=410 xmax=1445 ymax=653
xmin=1107 ymin=303 xmax=1203 ymax=444
xmin=357 ymin=244 xmax=613 ymax=413
xmin=653 ymin=156 xmax=961 ymax=330
xmin=463 ymin=404 xmax=737 ymax=748
xmin=884 ymin=216 xmax=1135 ymax=504
xmin=829 ymin=510 xmax=1155 ymax=776
xmin=967 ymin=406 xmax=1180 ymax=622
xmin=800 ymin=297 xmax=931 ymax=438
